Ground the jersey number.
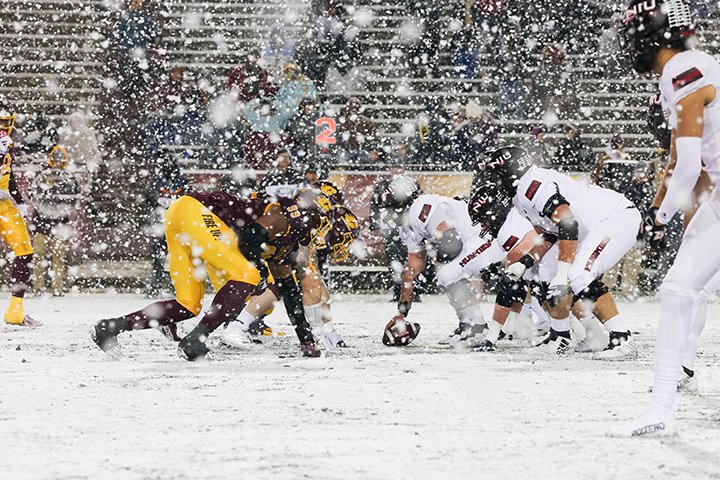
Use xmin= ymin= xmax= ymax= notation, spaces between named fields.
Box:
xmin=315 ymin=117 xmax=336 ymax=145
xmin=1 ymin=153 xmax=11 ymax=176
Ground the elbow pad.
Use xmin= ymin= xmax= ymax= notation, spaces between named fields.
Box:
xmin=557 ymin=217 xmax=579 ymax=241
xmin=657 ymin=136 xmax=703 ymax=225
xmin=436 ymin=228 xmax=463 ymax=263
xmin=238 ymin=223 xmax=270 ymax=264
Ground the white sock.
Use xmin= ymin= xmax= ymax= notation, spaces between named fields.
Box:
xmin=457 ymin=304 xmax=486 ymax=325
xmin=236 ymin=309 xmax=256 ymax=331
xmin=602 ymin=314 xmax=628 ymax=333
xmin=650 ymin=290 xmax=693 ymax=416
xmin=304 ymin=303 xmax=324 ymax=330
xmin=550 ymin=317 xmax=571 ymax=332
xmin=683 ymin=294 xmax=708 ymax=371
xmin=580 ymin=314 xmax=596 ymax=327
xmin=486 ymin=319 xmax=503 ymax=343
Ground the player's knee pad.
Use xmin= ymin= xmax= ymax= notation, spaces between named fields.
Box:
xmin=496 ymin=274 xmax=528 ymax=308
xmin=436 ymin=262 xmax=461 ymax=288
xmin=445 ymin=279 xmax=481 ymax=310
xmin=572 ymin=279 xmax=609 ymax=304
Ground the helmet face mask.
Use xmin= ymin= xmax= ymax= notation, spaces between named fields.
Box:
xmin=476 ymin=146 xmax=533 ymax=197
xmin=328 ymin=207 xmax=359 ymax=262
xmin=0 ymin=103 xmax=15 ymax=135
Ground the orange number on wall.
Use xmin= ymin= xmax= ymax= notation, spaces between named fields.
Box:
xmin=314 ymin=117 xmax=336 ymax=145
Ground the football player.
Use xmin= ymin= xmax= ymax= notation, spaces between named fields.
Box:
xmin=0 ymin=98 xmax=40 ymax=327
xmin=613 ymin=0 xmax=720 ymax=436
xmin=91 ymin=188 xmax=341 ymax=360
xmin=378 ymin=175 xmax=539 ymax=348
xmin=220 ymin=181 xmax=358 ymax=350
xmin=475 ymin=146 xmax=642 ymax=359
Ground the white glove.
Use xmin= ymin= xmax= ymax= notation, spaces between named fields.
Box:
xmin=548 ymin=261 xmax=572 ymax=306
xmin=0 ymin=133 xmax=12 ymax=154
xmin=506 ymin=261 xmax=527 ymax=280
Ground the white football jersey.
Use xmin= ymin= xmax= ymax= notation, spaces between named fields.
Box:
xmin=399 ymin=194 xmax=485 ymax=253
xmin=494 ymin=207 xmax=535 ymax=254
xmin=513 ymin=166 xmax=632 ymax=239
xmin=659 ymin=49 xmax=720 ymax=184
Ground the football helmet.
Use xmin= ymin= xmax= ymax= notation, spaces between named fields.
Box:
xmin=619 ymin=0 xmax=694 ymax=74
xmin=0 ymin=98 xmax=15 ymax=135
xmin=468 ymin=181 xmax=513 ymax=238
xmin=476 ymin=146 xmax=533 ymax=196
xmin=647 ymin=91 xmax=671 ymax=150
xmin=314 ymin=180 xmax=345 ymax=207
xmin=377 ymin=174 xmax=422 ymax=211
xmin=327 ymin=206 xmax=359 ymax=262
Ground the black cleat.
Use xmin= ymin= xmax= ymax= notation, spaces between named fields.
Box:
xmin=177 ymin=324 xmax=211 ymax=361
xmin=91 ymin=318 xmax=127 ymax=358
xmin=300 ymin=341 xmax=321 ymax=357
xmin=472 ymin=339 xmax=495 ymax=352
xmin=534 ymin=328 xmax=574 ymax=355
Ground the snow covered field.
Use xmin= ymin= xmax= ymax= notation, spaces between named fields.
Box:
xmin=2 ymin=292 xmax=719 ymax=480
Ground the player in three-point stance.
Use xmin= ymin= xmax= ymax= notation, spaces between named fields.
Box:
xmin=92 ymin=188 xmax=352 ymax=360
xmin=474 ymin=146 xmax=642 ymax=359
xmin=0 ymin=98 xmax=39 ymax=327
xmin=612 ymin=0 xmax=720 ymax=436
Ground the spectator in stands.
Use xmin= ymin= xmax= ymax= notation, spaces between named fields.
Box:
xmin=533 ymin=43 xmax=571 ymax=117
xmin=390 ymin=142 xmax=411 ymax=166
xmin=411 ymin=100 xmax=453 ymax=165
xmin=298 ymin=1 xmax=363 ymax=89
xmin=552 ymin=123 xmax=594 ymax=171
xmin=303 ymin=163 xmax=320 ymax=186
xmin=227 ymin=50 xmax=278 ymax=103
xmin=524 ymin=125 xmax=551 ymax=167
xmin=471 ymin=0 xmax=508 ymax=54
xmin=337 ymin=97 xmax=377 ymax=164
xmin=452 ymin=100 xmax=498 ymax=170
xmin=145 ymin=149 xmax=190 ymax=296
xmin=259 ymin=149 xmax=304 ymax=196
xmin=591 ymin=134 xmax=632 ymax=190
xmin=16 ymin=114 xmax=59 ymax=156
xmin=274 ymin=63 xmax=319 ymax=117
xmin=241 ymin=99 xmax=291 ymax=169
xmin=218 ymin=168 xmax=257 ymax=198
xmin=407 ymin=2 xmax=443 ymax=78
xmin=598 ymin=14 xmax=625 ymax=77
xmin=495 ymin=29 xmax=529 ymax=119
xmin=451 ymin=27 xmax=481 ymax=81
xmin=29 ymin=148 xmax=82 ymax=296
xmin=118 ymin=0 xmax=159 ymax=53
xmin=287 ymin=98 xmax=319 ymax=162
xmin=146 ymin=66 xmax=208 ymax=160
xmin=58 ymin=111 xmax=102 ymax=172
xmin=260 ymin=23 xmax=296 ymax=78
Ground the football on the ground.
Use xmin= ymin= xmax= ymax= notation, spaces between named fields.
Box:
xmin=382 ymin=316 xmax=421 ymax=346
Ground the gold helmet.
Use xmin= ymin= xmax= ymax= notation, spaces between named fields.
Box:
xmin=327 ymin=206 xmax=360 ymax=262
xmin=0 ymin=98 xmax=15 ymax=135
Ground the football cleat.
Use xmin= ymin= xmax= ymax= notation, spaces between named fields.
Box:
xmin=5 ymin=314 xmax=42 ymax=328
xmin=318 ymin=330 xmax=347 ymax=350
xmin=472 ymin=339 xmax=495 ymax=352
xmin=606 ymin=410 xmax=676 ymax=438
xmin=177 ymin=324 xmax=211 ymax=361
xmin=220 ymin=320 xmax=260 ymax=349
xmin=438 ymin=322 xmax=488 ymax=346
xmin=301 ymin=341 xmax=322 ymax=357
xmin=159 ymin=323 xmax=181 ymax=342
xmin=533 ymin=328 xmax=574 ymax=355
xmin=248 ymin=317 xmax=274 ymax=337
xmin=649 ymin=369 xmax=699 ymax=394
xmin=91 ymin=318 xmax=125 ymax=359
xmin=592 ymin=331 xmax=638 ymax=361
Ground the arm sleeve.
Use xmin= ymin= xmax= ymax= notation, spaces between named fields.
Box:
xmin=275 ymin=275 xmax=314 ymax=344
xmin=657 ymin=137 xmax=703 ymax=225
